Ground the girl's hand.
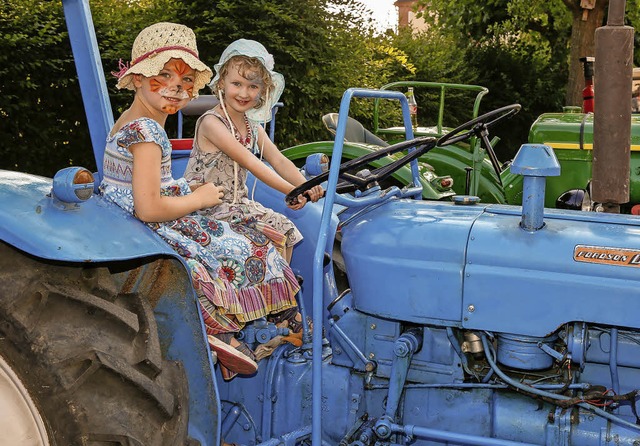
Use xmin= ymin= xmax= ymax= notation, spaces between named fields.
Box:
xmin=287 ymin=193 xmax=307 ymax=210
xmin=286 ymin=185 xmax=325 ymax=210
xmin=192 ymin=182 xmax=224 ymax=209
xmin=305 ymin=185 xmax=325 ymax=202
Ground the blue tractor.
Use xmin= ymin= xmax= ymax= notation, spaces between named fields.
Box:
xmin=1 ymin=1 xmax=640 ymax=445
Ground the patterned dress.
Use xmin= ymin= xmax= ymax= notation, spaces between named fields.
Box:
xmin=183 ymin=109 xmax=303 ymax=248
xmin=100 ymin=117 xmax=299 ymax=334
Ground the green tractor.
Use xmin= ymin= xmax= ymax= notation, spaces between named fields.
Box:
xmin=501 ymin=56 xmax=640 ymax=213
xmin=500 ymin=111 xmax=640 ymax=212
xmin=289 ymin=74 xmax=640 ymax=215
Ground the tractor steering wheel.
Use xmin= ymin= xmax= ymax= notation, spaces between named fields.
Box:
xmin=436 ymin=104 xmax=520 ymax=186
xmin=437 ymin=104 xmax=521 ymax=147
xmin=285 ymin=104 xmax=521 ymax=206
xmin=286 ymin=136 xmax=438 ymax=205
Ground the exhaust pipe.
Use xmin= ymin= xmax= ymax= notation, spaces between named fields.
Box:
xmin=592 ymin=0 xmax=634 ymax=212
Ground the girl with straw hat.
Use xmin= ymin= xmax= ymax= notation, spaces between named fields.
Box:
xmin=100 ymin=23 xmax=302 ymax=380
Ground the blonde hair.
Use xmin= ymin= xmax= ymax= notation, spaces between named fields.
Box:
xmin=212 ymin=55 xmax=275 ymax=110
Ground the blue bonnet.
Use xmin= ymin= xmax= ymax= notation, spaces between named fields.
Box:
xmin=211 ymin=39 xmax=285 ymax=123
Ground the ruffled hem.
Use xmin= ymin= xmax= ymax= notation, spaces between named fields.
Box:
xmin=197 ymin=266 xmax=300 ymax=335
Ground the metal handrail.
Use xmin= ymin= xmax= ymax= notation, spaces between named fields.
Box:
xmin=373 ymin=81 xmax=489 ymax=134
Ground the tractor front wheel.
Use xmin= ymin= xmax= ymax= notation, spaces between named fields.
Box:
xmin=0 ymin=242 xmax=192 ymax=445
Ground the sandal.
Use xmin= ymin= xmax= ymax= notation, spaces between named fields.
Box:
xmin=268 ymin=307 xmax=311 ymax=334
xmin=208 ymin=333 xmax=258 ymax=376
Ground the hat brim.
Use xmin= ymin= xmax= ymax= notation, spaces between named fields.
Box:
xmin=247 ymin=71 xmax=284 ymax=123
xmin=116 ymin=50 xmax=213 ymax=96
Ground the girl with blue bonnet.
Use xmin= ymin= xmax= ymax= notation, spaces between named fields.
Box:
xmin=100 ymin=23 xmax=302 ymax=380
xmin=183 ymin=39 xmax=324 ymax=264
xmin=183 ymin=39 xmax=324 ymax=336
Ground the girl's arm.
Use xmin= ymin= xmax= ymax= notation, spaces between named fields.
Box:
xmin=198 ymin=115 xmax=296 ymax=195
xmin=131 ymin=142 xmax=223 ymax=222
xmin=257 ymin=126 xmax=307 ymax=186
xmin=258 ymin=127 xmax=324 ymax=203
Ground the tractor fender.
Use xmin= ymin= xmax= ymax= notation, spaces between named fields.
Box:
xmin=0 ymin=170 xmax=220 ymax=444
xmin=0 ymin=170 xmax=176 ymax=263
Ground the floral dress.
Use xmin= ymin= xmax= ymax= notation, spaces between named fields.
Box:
xmin=100 ymin=117 xmax=299 ymax=334
xmin=183 ymin=109 xmax=303 ymax=248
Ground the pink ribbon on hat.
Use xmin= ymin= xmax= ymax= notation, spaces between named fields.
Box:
xmin=111 ymin=59 xmax=130 ymax=79
xmin=112 ymin=45 xmax=200 ymax=79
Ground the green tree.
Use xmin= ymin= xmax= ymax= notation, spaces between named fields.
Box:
xmin=0 ymin=0 xmax=91 ymax=175
xmin=2 ymin=0 xmax=411 ymax=174
xmin=389 ymin=25 xmax=479 ymax=130
xmin=417 ymin=0 xmax=640 ymax=107
xmin=175 ymin=0 xmax=417 ymax=146
xmin=410 ymin=0 xmax=595 ymax=157
xmin=0 ymin=0 xmax=179 ymax=176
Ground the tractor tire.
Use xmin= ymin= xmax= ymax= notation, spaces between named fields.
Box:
xmin=0 ymin=242 xmax=193 ymax=446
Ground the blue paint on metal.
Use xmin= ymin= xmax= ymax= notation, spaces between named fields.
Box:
xmin=0 ymin=170 xmax=175 ymax=261
xmin=35 ymin=3 xmax=640 ymax=443
xmin=304 ymin=153 xmax=329 ymax=176
xmin=52 ymin=167 xmax=94 ymax=203
xmin=0 ymin=168 xmax=219 ymax=443
xmin=62 ymin=0 xmax=114 ymax=181
xmin=511 ymin=144 xmax=562 ymax=177
xmin=464 ymin=207 xmax=640 ymax=335
xmin=154 ymin=277 xmax=220 ymax=445
xmin=511 ymin=144 xmax=561 ymax=230
xmin=389 ymin=421 xmax=538 ymax=446
xmin=341 ymin=199 xmax=484 ymax=325
xmin=609 ymin=328 xmax=620 ymax=394
xmin=309 ymin=88 xmax=426 ymax=445
xmin=496 ymin=333 xmax=558 ymax=370
xmin=384 ymin=329 xmax=422 ymax=419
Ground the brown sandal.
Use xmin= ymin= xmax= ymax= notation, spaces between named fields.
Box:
xmin=268 ymin=307 xmax=311 ymax=334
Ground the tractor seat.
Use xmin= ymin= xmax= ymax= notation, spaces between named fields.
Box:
xmin=181 ymin=94 xmax=219 ymax=117
xmin=322 ymin=113 xmax=389 ymax=147
xmin=170 ymin=95 xmax=221 ymax=177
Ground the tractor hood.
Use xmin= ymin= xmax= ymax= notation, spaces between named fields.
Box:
xmin=0 ymin=170 xmax=176 ymax=262
xmin=341 ymin=198 xmax=640 ymax=337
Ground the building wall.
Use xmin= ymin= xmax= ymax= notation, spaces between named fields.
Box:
xmin=394 ymin=0 xmax=428 ymax=33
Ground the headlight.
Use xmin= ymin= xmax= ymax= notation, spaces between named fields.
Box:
xmin=52 ymin=167 xmax=95 ymax=203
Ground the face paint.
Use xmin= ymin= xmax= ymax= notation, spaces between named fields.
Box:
xmin=157 ymin=87 xmax=190 ymax=100
xmin=162 ymin=103 xmax=179 ymax=114
xmin=148 ymin=59 xmax=196 ymax=114
xmin=167 ymin=59 xmax=191 ymax=76
xmin=148 ymin=78 xmax=181 ymax=114
xmin=149 ymin=77 xmax=166 ymax=93
xmin=167 ymin=59 xmax=195 ymax=98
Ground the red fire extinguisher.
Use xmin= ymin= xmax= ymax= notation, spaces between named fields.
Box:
xmin=580 ymin=56 xmax=595 ymax=113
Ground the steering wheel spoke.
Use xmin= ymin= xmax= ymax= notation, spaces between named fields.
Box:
xmin=437 ymin=104 xmax=520 ymax=147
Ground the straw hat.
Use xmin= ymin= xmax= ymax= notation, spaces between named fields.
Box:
xmin=114 ymin=22 xmax=213 ymax=96
xmin=211 ymin=39 xmax=284 ymax=123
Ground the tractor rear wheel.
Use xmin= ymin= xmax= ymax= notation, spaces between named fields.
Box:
xmin=0 ymin=242 xmax=192 ymax=445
